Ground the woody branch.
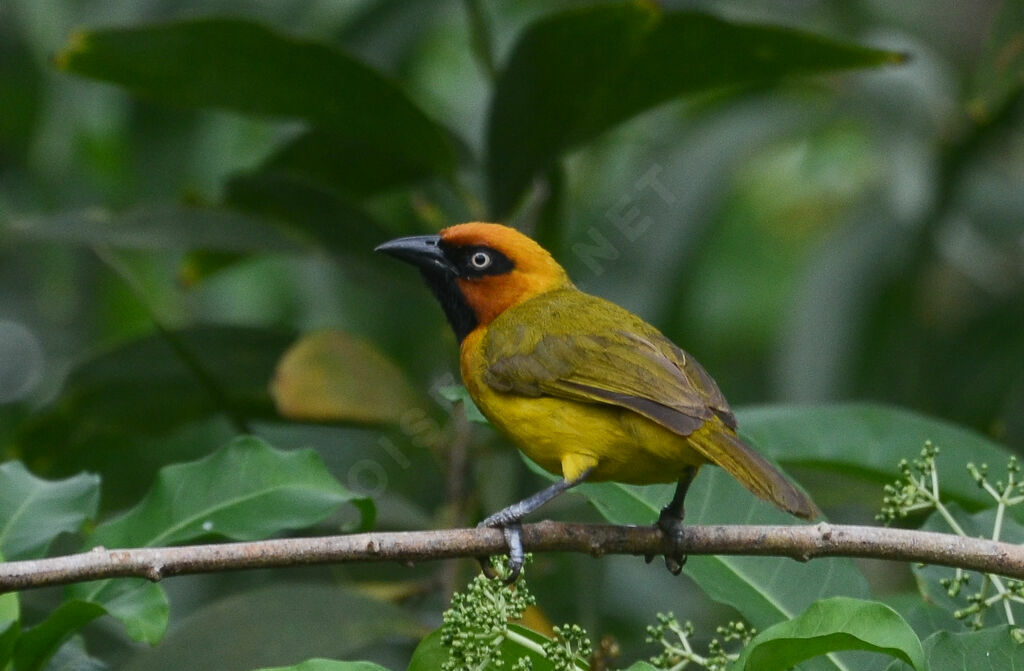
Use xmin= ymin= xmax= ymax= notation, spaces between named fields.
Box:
xmin=3 ymin=521 xmax=1023 ymax=593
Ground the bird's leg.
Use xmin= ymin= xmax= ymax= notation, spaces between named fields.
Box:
xmin=478 ymin=468 xmax=592 ymax=583
xmin=648 ymin=466 xmax=698 ymax=575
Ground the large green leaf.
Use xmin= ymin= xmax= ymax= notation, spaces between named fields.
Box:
xmin=486 ymin=3 xmax=904 ymax=215
xmin=564 ymin=450 xmax=863 ymax=671
xmin=255 ymin=128 xmax=442 ymax=198
xmin=24 ymin=325 xmax=290 ymax=437
xmin=19 ymin=437 xmax=363 ymax=666
xmin=5 ymin=206 xmax=302 ymax=253
xmin=15 ymin=581 xmax=168 ymax=670
xmin=0 ymin=461 xmax=99 ymax=560
xmin=223 ymin=172 xmax=393 ymax=260
xmin=13 ymin=600 xmax=110 ymax=671
xmin=732 ymin=597 xmax=926 ymax=671
xmin=87 ymin=435 xmax=362 ymax=549
xmin=0 ymin=21 xmax=43 ymax=165
xmin=574 ymin=469 xmax=869 ymax=646
xmin=0 ymin=586 xmax=18 ymax=669
xmin=406 ymin=629 xmax=447 ymax=671
xmin=737 ymin=403 xmax=1015 ymax=510
xmin=884 ymin=625 xmax=1024 ymax=671
xmin=16 ymin=326 xmax=294 ymax=506
xmin=56 ymin=18 xmax=455 ymax=184
xmin=14 ymin=587 xmax=165 ymax=671
xmin=121 ymin=584 xmax=423 ymax=671
xmin=882 ymin=592 xmax=961 ymax=642
xmin=40 ymin=636 xmax=110 ymax=671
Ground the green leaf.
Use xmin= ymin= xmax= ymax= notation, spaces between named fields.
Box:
xmin=16 ymin=326 xmax=294 ymax=507
xmin=257 ymin=128 xmax=442 ymax=198
xmin=15 ymin=594 xmax=154 ymax=671
xmin=881 ymin=592 xmax=961 ymax=642
xmin=224 ymin=172 xmax=392 ymax=260
xmin=737 ymin=403 xmax=1016 ymax=510
xmin=684 ymin=476 xmax=870 ymax=642
xmin=87 ymin=435 xmax=362 ymax=549
xmin=270 ymin=330 xmax=420 ymax=424
xmin=41 ymin=636 xmax=110 ymax=671
xmin=123 ymin=584 xmax=423 ymax=671
xmin=6 ymin=205 xmax=303 ymax=253
xmin=253 ymin=661 xmax=390 ymax=671
xmin=24 ymin=436 xmax=363 ymax=653
xmin=573 ymin=467 xmax=869 ymax=639
xmin=884 ymin=625 xmax=1024 ymax=671
xmin=0 ymin=461 xmax=99 ymax=560
xmin=407 ymin=629 xmax=447 ymax=671
xmin=0 ymin=585 xmax=17 ymax=623
xmin=567 ymin=476 xmax=861 ymax=667
xmin=487 ymin=3 xmax=905 ymax=215
xmin=23 ymin=325 xmax=289 ymax=437
xmin=13 ymin=570 xmax=169 ymax=668
xmin=56 ymin=18 xmax=455 ymax=182
xmin=732 ymin=597 xmax=926 ymax=671
xmin=13 ymin=599 xmax=108 ymax=671
xmin=0 ymin=24 xmax=43 ymax=165
xmin=94 ymin=580 xmax=170 ymax=643
xmin=0 ymin=588 xmax=19 ymax=669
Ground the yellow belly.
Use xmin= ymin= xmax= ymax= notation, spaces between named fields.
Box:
xmin=461 ymin=330 xmax=706 ymax=484
xmin=480 ymin=392 xmax=706 ymax=483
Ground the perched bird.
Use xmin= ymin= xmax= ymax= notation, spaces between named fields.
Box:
xmin=376 ymin=222 xmax=817 ymax=578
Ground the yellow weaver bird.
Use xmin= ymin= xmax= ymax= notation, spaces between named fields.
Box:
xmin=376 ymin=222 xmax=817 ymax=578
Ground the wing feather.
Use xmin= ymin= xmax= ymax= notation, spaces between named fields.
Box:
xmin=481 ymin=290 xmax=735 ymax=436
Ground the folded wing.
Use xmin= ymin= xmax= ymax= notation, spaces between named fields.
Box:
xmin=482 ymin=289 xmax=818 ymax=519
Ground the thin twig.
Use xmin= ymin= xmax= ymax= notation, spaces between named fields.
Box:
xmin=3 ymin=522 xmax=1024 ymax=593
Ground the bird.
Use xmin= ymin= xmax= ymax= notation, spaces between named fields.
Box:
xmin=376 ymin=222 xmax=818 ymax=579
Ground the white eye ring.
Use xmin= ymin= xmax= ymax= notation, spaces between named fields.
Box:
xmin=469 ymin=251 xmax=492 ymax=270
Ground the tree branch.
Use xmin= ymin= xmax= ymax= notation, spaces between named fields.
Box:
xmin=3 ymin=521 xmax=1023 ymax=593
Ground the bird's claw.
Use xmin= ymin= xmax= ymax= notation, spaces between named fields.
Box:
xmin=477 ymin=518 xmax=524 ymax=583
xmin=501 ymin=523 xmax=524 ymax=583
xmin=663 ymin=552 xmax=686 ymax=576
xmin=656 ymin=512 xmax=687 ymax=576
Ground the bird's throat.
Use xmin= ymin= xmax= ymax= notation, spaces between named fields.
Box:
xmin=419 ymin=268 xmax=478 ymax=343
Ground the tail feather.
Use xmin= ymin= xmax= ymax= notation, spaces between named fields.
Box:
xmin=690 ymin=425 xmax=819 ymax=520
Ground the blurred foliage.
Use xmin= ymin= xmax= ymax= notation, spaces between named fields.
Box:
xmin=0 ymin=0 xmax=1022 ymax=669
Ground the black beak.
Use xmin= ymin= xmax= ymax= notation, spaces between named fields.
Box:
xmin=374 ymin=234 xmax=456 ymax=275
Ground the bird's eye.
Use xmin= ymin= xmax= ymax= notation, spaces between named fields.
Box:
xmin=469 ymin=251 xmax=492 ymax=270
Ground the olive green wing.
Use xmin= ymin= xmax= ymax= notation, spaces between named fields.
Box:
xmin=481 ymin=290 xmax=736 ymax=436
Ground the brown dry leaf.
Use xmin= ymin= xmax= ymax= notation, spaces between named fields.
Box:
xmin=271 ymin=330 xmax=419 ymax=423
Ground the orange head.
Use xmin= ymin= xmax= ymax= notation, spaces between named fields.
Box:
xmin=375 ymin=222 xmax=572 ymax=341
